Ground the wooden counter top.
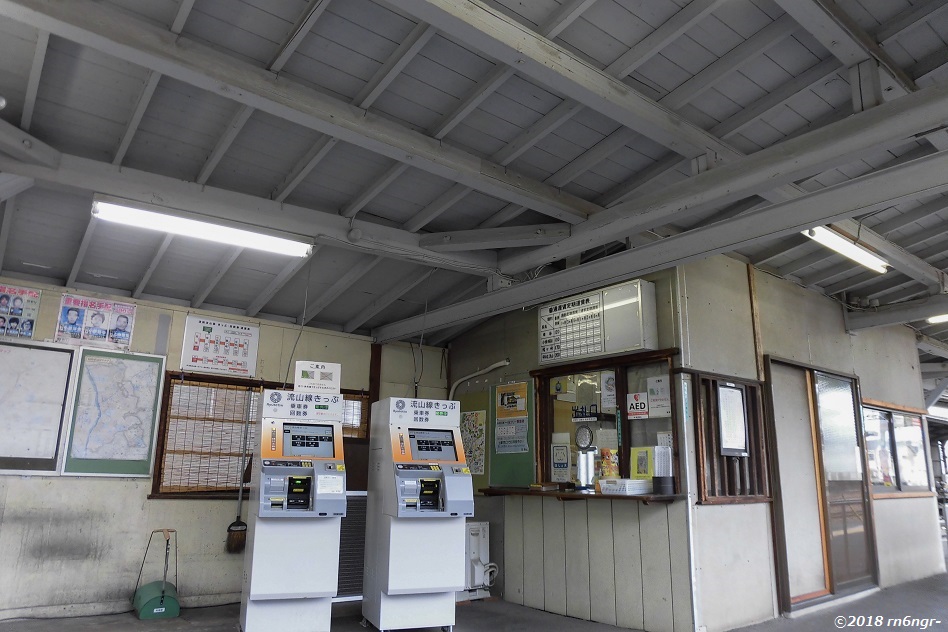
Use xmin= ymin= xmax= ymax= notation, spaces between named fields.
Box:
xmin=479 ymin=486 xmax=684 ymax=504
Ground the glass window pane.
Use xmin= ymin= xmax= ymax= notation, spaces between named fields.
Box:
xmin=893 ymin=414 xmax=929 ymax=490
xmin=862 ymin=408 xmax=896 ymax=493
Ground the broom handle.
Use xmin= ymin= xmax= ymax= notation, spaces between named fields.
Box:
xmin=236 ymin=394 xmax=253 ymax=518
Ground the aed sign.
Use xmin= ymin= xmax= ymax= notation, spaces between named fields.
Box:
xmin=627 ymin=392 xmax=649 ymax=419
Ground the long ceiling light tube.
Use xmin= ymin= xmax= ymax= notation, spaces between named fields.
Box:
xmin=92 ymin=199 xmax=312 ymax=257
xmin=802 ymin=226 xmax=888 ymax=274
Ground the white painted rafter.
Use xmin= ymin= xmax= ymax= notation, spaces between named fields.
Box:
xmin=374 ymin=148 xmax=948 ymax=341
xmin=0 ymin=174 xmax=33 ymax=201
xmin=0 ymin=0 xmax=599 ymax=224
xmin=196 ymin=105 xmax=254 ymax=185
xmin=0 ymin=151 xmax=499 ymax=277
xmin=66 ymin=216 xmax=98 ymax=287
xmin=847 ymin=294 xmax=948 ymax=330
xmin=20 ymin=30 xmax=48 ymax=131
xmin=0 ymin=195 xmax=18 ymax=274
xmin=191 ymin=246 xmax=243 ymax=308
xmin=300 ymin=255 xmax=383 ymax=324
xmin=269 ymin=0 xmax=332 ymax=72
xmin=420 ymin=223 xmax=570 ymax=252
xmin=343 ymin=268 xmax=434 ymax=333
xmin=0 ymin=117 xmax=59 ymax=167
xmin=133 ymin=233 xmax=173 ymax=298
xmin=113 ymin=71 xmax=161 ymax=166
xmin=500 ymin=81 xmax=948 ymax=275
xmin=245 ymin=247 xmax=319 ymax=317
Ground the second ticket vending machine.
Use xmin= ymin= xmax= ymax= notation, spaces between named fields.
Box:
xmin=362 ymin=397 xmax=474 ymax=632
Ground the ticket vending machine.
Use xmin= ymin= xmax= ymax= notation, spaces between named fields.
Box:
xmin=240 ymin=390 xmax=347 ymax=632
xmin=362 ymin=397 xmax=474 ymax=632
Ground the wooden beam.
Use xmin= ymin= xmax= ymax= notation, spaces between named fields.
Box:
xmin=925 ymin=377 xmax=948 ymax=409
xmin=374 ymin=149 xmax=948 ymax=341
xmin=420 ymin=223 xmax=570 ymax=252
xmin=272 ymin=136 xmax=338 ymax=202
xmin=402 ymin=183 xmax=473 ymax=232
xmin=245 ymin=247 xmax=318 ymax=317
xmin=0 ymin=174 xmax=33 ymax=201
xmin=20 ymin=30 xmax=48 ymax=131
xmin=344 ymin=268 xmax=434 ymax=333
xmin=269 ymin=0 xmax=332 ymax=71
xmin=848 ymin=294 xmax=948 ymax=330
xmin=0 ymin=117 xmax=60 ymax=167
xmin=300 ymin=255 xmax=383 ymax=324
xmin=133 ymin=233 xmax=173 ymax=298
xmin=196 ymin=105 xmax=253 ymax=185
xmin=113 ymin=71 xmax=161 ymax=165
xmin=0 ymin=195 xmax=17 ymax=274
xmin=0 ymin=0 xmax=597 ymax=223
xmin=919 ymin=335 xmax=948 ymax=360
xmin=0 ymin=152 xmax=499 ymax=277
xmin=170 ymin=0 xmax=195 ymax=35
xmin=388 ymin=0 xmax=741 ymax=160
xmin=500 ymin=81 xmax=948 ymax=274
xmin=66 ymin=216 xmax=98 ymax=287
xmin=191 ymin=246 xmax=242 ymax=308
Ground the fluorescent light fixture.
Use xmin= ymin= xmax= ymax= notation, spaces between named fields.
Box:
xmin=926 ymin=314 xmax=948 ymax=325
xmin=802 ymin=226 xmax=888 ymax=274
xmin=92 ymin=200 xmax=312 ymax=258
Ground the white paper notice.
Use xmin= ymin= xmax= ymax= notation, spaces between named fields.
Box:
xmin=601 ymin=370 xmax=616 ymax=409
xmin=495 ymin=416 xmax=529 ymax=454
xmin=647 ymin=376 xmax=672 ymax=417
xmin=316 ymin=475 xmax=344 ymax=494
xmin=627 ymin=392 xmax=649 ymax=419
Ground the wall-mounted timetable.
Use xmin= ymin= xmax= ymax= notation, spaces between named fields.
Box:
xmin=537 ymin=279 xmax=658 ymax=365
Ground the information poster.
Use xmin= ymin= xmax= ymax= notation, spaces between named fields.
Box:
xmin=460 ymin=410 xmax=486 ymax=475
xmin=495 ymin=416 xmax=529 ymax=454
xmin=0 ymin=284 xmax=41 ymax=340
xmin=56 ymin=293 xmax=136 ymax=349
xmin=647 ymin=375 xmax=672 ymax=417
xmin=601 ymin=370 xmax=616 ymax=409
xmin=538 ymin=291 xmax=603 ymax=363
xmin=181 ymin=315 xmax=259 ymax=377
xmin=496 ymin=381 xmax=527 ymax=418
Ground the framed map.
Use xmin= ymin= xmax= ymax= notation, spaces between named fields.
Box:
xmin=0 ymin=341 xmax=75 ymax=473
xmin=63 ymin=349 xmax=165 ymax=476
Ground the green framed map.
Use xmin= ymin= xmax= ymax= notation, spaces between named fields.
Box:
xmin=63 ymin=349 xmax=165 ymax=476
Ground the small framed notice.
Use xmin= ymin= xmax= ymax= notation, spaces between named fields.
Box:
xmin=718 ymin=383 xmax=748 ymax=457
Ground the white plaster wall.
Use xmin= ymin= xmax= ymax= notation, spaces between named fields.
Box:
xmin=0 ymin=279 xmax=443 ymax=619
xmin=872 ymin=496 xmax=945 ymax=586
xmin=850 ymin=325 xmax=925 ymax=409
xmin=693 ymin=503 xmax=777 ymax=632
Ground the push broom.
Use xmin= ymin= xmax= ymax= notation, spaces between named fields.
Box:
xmin=226 ymin=394 xmax=253 ymax=553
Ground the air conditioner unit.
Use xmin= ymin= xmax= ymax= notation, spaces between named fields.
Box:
xmin=456 ymin=521 xmax=495 ymax=602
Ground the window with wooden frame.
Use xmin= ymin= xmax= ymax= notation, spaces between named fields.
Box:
xmin=151 ymin=372 xmax=370 ymax=499
xmin=862 ymin=407 xmax=931 ymax=494
xmin=693 ymin=373 xmax=770 ymax=503
xmin=531 ymin=349 xmax=679 ymax=489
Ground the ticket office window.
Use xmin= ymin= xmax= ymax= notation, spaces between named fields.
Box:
xmin=534 ymin=351 xmax=677 ymax=486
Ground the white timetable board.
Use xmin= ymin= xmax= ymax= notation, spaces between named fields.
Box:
xmin=538 ymin=279 xmax=657 ymax=365
xmin=181 ymin=315 xmax=259 ymax=377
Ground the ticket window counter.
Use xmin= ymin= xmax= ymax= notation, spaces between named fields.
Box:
xmin=533 ymin=349 xmax=679 ymax=495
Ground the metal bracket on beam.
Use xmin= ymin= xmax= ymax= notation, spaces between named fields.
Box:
xmin=487 ymin=274 xmax=514 ymax=293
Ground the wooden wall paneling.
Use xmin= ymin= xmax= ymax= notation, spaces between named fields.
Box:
xmin=564 ymin=500 xmax=592 ymax=620
xmin=504 ymin=495 xmax=525 ymax=604
xmin=587 ymin=499 xmax=618 ymax=625
xmin=542 ymin=496 xmax=568 ymax=616
xmin=522 ymin=495 xmax=546 ymax=610
xmin=641 ymin=503 xmax=675 ymax=632
xmin=613 ymin=500 xmax=644 ymax=629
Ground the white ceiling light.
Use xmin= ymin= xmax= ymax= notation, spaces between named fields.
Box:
xmin=92 ymin=199 xmax=312 ymax=258
xmin=802 ymin=226 xmax=888 ymax=274
xmin=926 ymin=314 xmax=948 ymax=325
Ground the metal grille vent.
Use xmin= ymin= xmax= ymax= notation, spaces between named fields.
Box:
xmin=338 ymin=495 xmax=367 ymax=597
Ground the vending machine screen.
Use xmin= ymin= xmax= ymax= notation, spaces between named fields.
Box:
xmin=283 ymin=423 xmax=335 ymax=458
xmin=408 ymin=428 xmax=457 ymax=461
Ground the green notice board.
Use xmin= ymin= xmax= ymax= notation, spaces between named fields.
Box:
xmin=488 ymin=381 xmax=535 ymax=488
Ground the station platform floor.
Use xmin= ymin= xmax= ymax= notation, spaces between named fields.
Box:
xmin=2 ymin=529 xmax=946 ymax=632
